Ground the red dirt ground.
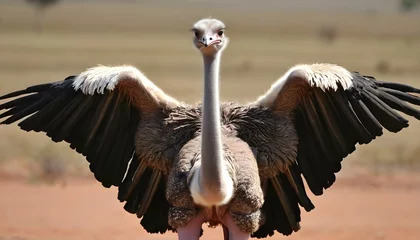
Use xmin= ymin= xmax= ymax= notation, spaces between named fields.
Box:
xmin=1 ymin=171 xmax=420 ymax=240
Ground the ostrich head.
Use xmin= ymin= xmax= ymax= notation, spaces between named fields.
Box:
xmin=192 ymin=18 xmax=228 ymax=56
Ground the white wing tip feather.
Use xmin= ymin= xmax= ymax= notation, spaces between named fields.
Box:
xmin=73 ymin=65 xmax=147 ymax=95
xmin=72 ymin=64 xmax=180 ymax=106
xmin=256 ymin=63 xmax=354 ymax=107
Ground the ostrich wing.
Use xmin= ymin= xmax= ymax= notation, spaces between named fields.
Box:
xmin=248 ymin=63 xmax=420 ymax=238
xmin=0 ymin=65 xmax=180 ymax=233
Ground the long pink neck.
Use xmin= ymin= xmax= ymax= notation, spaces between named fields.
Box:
xmin=200 ymin=52 xmax=224 ymax=192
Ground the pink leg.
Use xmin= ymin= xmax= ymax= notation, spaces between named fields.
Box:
xmin=177 ymin=214 xmax=205 ymax=240
xmin=223 ymin=224 xmax=229 ymax=240
xmin=222 ymin=214 xmax=250 ymax=240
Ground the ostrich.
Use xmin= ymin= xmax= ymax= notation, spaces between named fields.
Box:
xmin=1 ymin=18 xmax=420 ymax=240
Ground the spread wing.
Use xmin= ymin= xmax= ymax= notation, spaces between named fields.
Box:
xmin=0 ymin=65 xmax=181 ymax=233
xmin=249 ymin=63 xmax=420 ymax=238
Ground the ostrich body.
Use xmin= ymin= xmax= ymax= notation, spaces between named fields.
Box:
xmin=1 ymin=18 xmax=420 ymax=240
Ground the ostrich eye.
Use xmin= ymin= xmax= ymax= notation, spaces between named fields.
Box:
xmin=217 ymin=30 xmax=224 ymax=36
xmin=194 ymin=31 xmax=200 ymax=37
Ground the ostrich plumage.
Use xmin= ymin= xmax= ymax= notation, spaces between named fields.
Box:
xmin=1 ymin=18 xmax=420 ymax=240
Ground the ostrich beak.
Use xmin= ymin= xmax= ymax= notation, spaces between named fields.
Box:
xmin=199 ymin=35 xmax=221 ymax=47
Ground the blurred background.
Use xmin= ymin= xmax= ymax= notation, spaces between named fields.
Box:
xmin=0 ymin=0 xmax=419 ymax=239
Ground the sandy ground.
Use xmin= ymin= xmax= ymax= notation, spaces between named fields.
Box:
xmin=0 ymin=172 xmax=420 ymax=240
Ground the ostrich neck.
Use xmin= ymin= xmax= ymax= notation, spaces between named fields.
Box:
xmin=200 ymin=53 xmax=224 ymax=191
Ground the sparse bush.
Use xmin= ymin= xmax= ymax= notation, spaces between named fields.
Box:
xmin=23 ymin=143 xmax=69 ymax=186
xmin=38 ymin=154 xmax=67 ymax=184
xmin=375 ymin=60 xmax=391 ymax=74
xmin=318 ymin=25 xmax=338 ymax=44
xmin=26 ymin=0 xmax=59 ymax=11
xmin=25 ymin=0 xmax=61 ymax=31
xmin=350 ymin=143 xmax=420 ymax=174
xmin=400 ymin=0 xmax=419 ymax=12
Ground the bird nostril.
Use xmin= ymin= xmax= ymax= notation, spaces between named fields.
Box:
xmin=209 ymin=37 xmax=213 ymax=40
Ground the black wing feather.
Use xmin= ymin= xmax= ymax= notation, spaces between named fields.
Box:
xmin=360 ymin=90 xmax=408 ymax=132
xmin=54 ymin=95 xmax=96 ymax=143
xmin=331 ymin=89 xmax=374 ymax=144
xmin=252 ymin=179 xmax=293 ymax=238
xmin=379 ymin=87 xmax=420 ymax=105
xmin=325 ymin=93 xmax=360 ymax=149
xmin=294 ymin=73 xmax=420 ymax=199
xmin=313 ymin=89 xmax=349 ymax=157
xmin=0 ymin=76 xmax=171 ymax=234
xmin=251 ymin=70 xmax=420 ymax=238
xmin=0 ymin=77 xmax=137 ymax=188
xmin=375 ymin=89 xmax=420 ymax=120
xmin=43 ymin=92 xmax=83 ymax=142
xmin=0 ymin=94 xmax=42 ymax=110
xmin=347 ymin=95 xmax=383 ymax=137
xmin=286 ymin=165 xmax=314 ymax=212
xmin=0 ymin=107 xmax=21 ymax=119
xmin=294 ymin=108 xmax=325 ymax=195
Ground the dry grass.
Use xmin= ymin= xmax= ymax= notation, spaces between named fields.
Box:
xmin=0 ymin=2 xmax=420 ymax=177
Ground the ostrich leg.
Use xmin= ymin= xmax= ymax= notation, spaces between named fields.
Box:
xmin=223 ymin=225 xmax=229 ymax=240
xmin=222 ymin=214 xmax=250 ymax=240
xmin=177 ymin=215 xmax=205 ymax=240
